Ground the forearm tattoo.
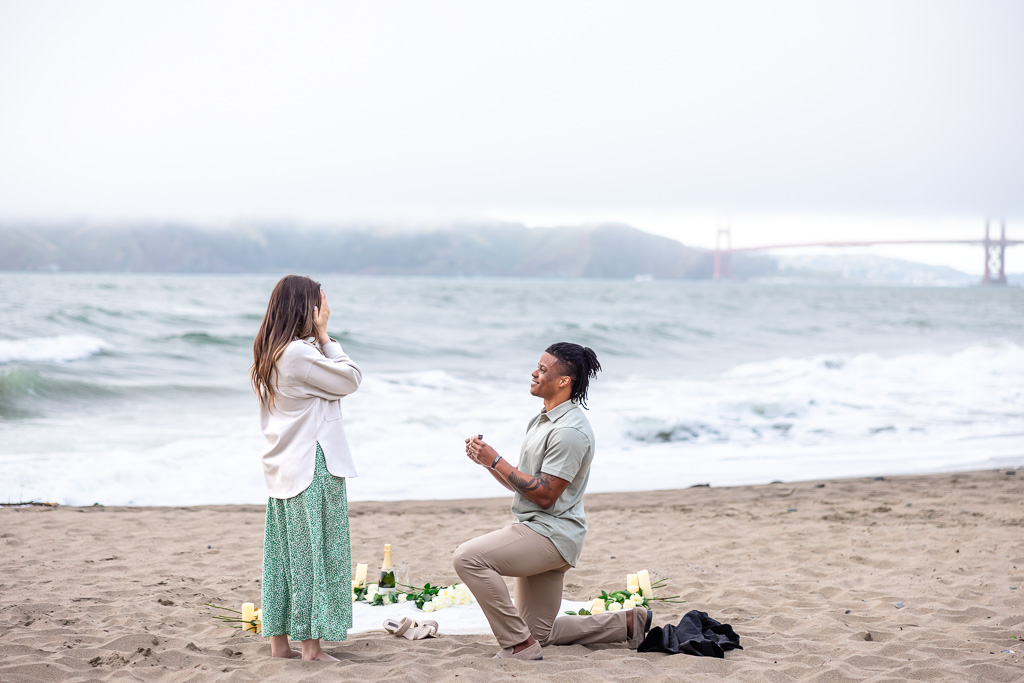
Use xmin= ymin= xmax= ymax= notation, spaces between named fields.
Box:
xmin=508 ymin=471 xmax=555 ymax=495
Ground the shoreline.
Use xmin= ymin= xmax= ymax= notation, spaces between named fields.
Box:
xmin=7 ymin=459 xmax=1022 ymax=510
xmin=2 ymin=468 xmax=1022 ymax=681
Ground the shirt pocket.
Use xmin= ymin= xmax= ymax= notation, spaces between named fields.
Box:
xmin=323 ymin=399 xmax=343 ymax=422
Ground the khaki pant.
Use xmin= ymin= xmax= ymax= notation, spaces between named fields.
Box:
xmin=453 ymin=524 xmax=630 ymax=649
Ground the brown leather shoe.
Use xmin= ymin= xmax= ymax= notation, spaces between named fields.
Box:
xmin=493 ymin=641 xmax=543 ymax=660
xmin=627 ymin=607 xmax=653 ymax=650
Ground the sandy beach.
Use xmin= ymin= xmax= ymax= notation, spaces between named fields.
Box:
xmin=1 ymin=469 xmax=1022 ymax=682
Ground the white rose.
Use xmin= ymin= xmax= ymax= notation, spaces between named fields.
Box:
xmin=397 ymin=594 xmax=408 ymax=603
xmin=423 ymin=602 xmax=435 ymax=612
xmin=608 ymin=602 xmax=623 ymax=612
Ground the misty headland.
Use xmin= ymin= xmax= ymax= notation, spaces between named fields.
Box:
xmin=0 ymin=222 xmax=780 ymax=279
xmin=2 ymin=221 xmax=1000 ymax=285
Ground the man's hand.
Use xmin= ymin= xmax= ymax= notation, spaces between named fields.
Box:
xmin=466 ymin=436 xmax=514 ymax=492
xmin=465 ymin=436 xmax=497 ymax=467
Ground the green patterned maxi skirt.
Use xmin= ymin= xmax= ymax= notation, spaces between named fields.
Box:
xmin=261 ymin=443 xmax=352 ymax=641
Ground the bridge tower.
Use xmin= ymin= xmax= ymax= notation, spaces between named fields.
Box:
xmin=982 ymin=218 xmax=1007 ymax=285
xmin=713 ymin=227 xmax=732 ymax=280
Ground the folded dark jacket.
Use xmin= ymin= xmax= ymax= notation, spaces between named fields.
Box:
xmin=638 ymin=610 xmax=743 ymax=657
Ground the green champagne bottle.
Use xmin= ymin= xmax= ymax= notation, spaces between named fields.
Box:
xmin=379 ymin=544 xmax=395 ymax=589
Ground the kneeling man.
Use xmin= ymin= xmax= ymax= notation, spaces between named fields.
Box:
xmin=455 ymin=342 xmax=651 ymax=660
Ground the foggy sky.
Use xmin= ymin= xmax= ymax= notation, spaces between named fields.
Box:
xmin=1 ymin=1 xmax=1022 ymax=271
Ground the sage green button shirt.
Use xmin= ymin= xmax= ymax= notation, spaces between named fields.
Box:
xmin=511 ymin=400 xmax=595 ymax=566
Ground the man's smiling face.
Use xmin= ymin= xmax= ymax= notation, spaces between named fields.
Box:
xmin=531 ymin=352 xmax=568 ymax=400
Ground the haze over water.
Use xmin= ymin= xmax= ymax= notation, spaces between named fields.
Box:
xmin=1 ymin=273 xmax=1021 ymax=506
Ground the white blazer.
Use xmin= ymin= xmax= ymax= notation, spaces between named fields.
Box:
xmin=259 ymin=338 xmax=362 ymax=499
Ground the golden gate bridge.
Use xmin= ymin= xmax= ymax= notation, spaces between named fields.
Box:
xmin=713 ymin=219 xmax=1019 ymax=285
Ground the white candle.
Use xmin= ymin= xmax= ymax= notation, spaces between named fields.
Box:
xmin=626 ymin=573 xmax=639 ymax=590
xmin=591 ymin=598 xmax=606 ymax=614
xmin=637 ymin=569 xmax=653 ymax=599
xmin=241 ymin=602 xmax=256 ymax=633
xmin=355 ymin=563 xmax=368 ymax=587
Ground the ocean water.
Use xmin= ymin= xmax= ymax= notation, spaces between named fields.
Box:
xmin=1 ymin=273 xmax=1022 ymax=506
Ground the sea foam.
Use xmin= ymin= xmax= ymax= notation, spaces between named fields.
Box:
xmin=0 ymin=335 xmax=108 ymax=364
xmin=612 ymin=340 xmax=1024 ymax=447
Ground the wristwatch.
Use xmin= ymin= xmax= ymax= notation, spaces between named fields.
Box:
xmin=490 ymin=455 xmax=502 ymax=470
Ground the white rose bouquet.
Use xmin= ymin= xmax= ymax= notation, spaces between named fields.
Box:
xmin=419 ymin=583 xmax=474 ymax=612
xmin=352 ymin=580 xmax=476 ymax=612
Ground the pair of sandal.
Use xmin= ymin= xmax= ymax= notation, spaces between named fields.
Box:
xmin=383 ymin=616 xmax=439 ymax=640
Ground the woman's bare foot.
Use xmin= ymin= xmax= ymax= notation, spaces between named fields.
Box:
xmin=303 ymin=650 xmax=339 ymax=662
xmin=269 ymin=635 xmax=300 ymax=658
xmin=301 ymin=638 xmax=338 ymax=662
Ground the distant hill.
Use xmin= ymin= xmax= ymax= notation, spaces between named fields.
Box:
xmin=0 ymin=222 xmax=778 ymax=279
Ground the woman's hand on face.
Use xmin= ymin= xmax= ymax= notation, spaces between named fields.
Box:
xmin=313 ymin=290 xmax=331 ymax=345
xmin=465 ymin=436 xmax=497 ymax=467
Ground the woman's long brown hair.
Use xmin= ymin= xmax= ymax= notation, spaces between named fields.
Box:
xmin=251 ymin=275 xmax=322 ymax=411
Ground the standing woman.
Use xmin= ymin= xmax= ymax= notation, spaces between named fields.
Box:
xmin=251 ymin=275 xmax=361 ymax=662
